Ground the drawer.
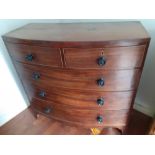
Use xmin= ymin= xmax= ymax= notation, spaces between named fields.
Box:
xmin=6 ymin=42 xmax=62 ymax=67
xmin=31 ymin=98 xmax=129 ymax=127
xmin=24 ymin=82 xmax=133 ymax=110
xmin=15 ymin=62 xmax=141 ymax=91
xmin=63 ymin=45 xmax=146 ymax=69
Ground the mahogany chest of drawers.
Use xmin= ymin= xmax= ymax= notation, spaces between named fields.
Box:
xmin=3 ymin=22 xmax=150 ymax=134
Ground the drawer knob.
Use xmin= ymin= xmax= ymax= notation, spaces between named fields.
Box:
xmin=97 ymin=78 xmax=104 ymax=87
xmin=97 ymin=115 xmax=103 ymax=123
xmin=44 ymin=107 xmax=51 ymax=114
xmin=97 ymin=56 xmax=106 ymax=66
xmin=97 ymin=98 xmax=104 ymax=106
xmin=25 ymin=54 xmax=33 ymax=61
xmin=39 ymin=91 xmax=46 ymax=97
xmin=32 ymin=72 xmax=40 ymax=80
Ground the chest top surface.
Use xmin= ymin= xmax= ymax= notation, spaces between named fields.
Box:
xmin=3 ymin=22 xmax=150 ymax=44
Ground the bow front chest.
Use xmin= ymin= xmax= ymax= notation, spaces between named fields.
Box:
xmin=3 ymin=22 xmax=150 ymax=134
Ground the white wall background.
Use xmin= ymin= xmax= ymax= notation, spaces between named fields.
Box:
xmin=0 ymin=19 xmax=155 ymax=126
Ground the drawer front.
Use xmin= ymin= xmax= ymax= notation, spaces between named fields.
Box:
xmin=23 ymin=82 xmax=134 ymax=110
xmin=6 ymin=43 xmax=62 ymax=67
xmin=64 ymin=46 xmax=146 ymax=69
xmin=31 ymin=98 xmax=129 ymax=127
xmin=15 ymin=62 xmax=141 ymax=91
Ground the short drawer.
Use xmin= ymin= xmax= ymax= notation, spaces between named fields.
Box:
xmin=6 ymin=42 xmax=62 ymax=67
xmin=23 ymin=83 xmax=133 ymax=110
xmin=31 ymin=98 xmax=129 ymax=127
xmin=14 ymin=62 xmax=141 ymax=91
xmin=63 ymin=45 xmax=146 ymax=69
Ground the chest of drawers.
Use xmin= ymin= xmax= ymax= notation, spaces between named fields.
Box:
xmin=3 ymin=22 xmax=150 ymax=134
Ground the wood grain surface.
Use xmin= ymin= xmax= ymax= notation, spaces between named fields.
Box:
xmin=3 ymin=22 xmax=150 ymax=47
xmin=23 ymin=83 xmax=134 ymax=110
xmin=6 ymin=42 xmax=62 ymax=67
xmin=64 ymin=46 xmax=146 ymax=69
xmin=2 ymin=22 xmax=150 ymax=133
xmin=31 ymin=98 xmax=129 ymax=128
xmin=14 ymin=62 xmax=141 ymax=91
xmin=0 ymin=107 xmax=152 ymax=135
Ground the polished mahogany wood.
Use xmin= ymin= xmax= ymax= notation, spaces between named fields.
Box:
xmin=3 ymin=22 xmax=150 ymax=48
xmin=2 ymin=22 xmax=150 ymax=134
xmin=22 ymin=83 xmax=134 ymax=110
xmin=0 ymin=107 xmax=152 ymax=135
xmin=14 ymin=62 xmax=141 ymax=91
xmin=31 ymin=98 xmax=129 ymax=127
xmin=64 ymin=45 xmax=146 ymax=69
xmin=6 ymin=42 xmax=62 ymax=67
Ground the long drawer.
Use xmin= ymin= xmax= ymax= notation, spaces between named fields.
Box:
xmin=14 ymin=62 xmax=141 ymax=91
xmin=63 ymin=46 xmax=146 ymax=69
xmin=23 ymin=82 xmax=134 ymax=110
xmin=31 ymin=98 xmax=129 ymax=127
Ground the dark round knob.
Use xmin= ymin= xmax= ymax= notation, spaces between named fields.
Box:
xmin=97 ymin=98 xmax=104 ymax=106
xmin=25 ymin=54 xmax=33 ymax=61
xmin=39 ymin=91 xmax=46 ymax=97
xmin=32 ymin=72 xmax=40 ymax=80
xmin=44 ymin=107 xmax=51 ymax=114
xmin=97 ymin=78 xmax=104 ymax=87
xmin=97 ymin=115 xmax=103 ymax=123
xmin=97 ymin=56 xmax=106 ymax=66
